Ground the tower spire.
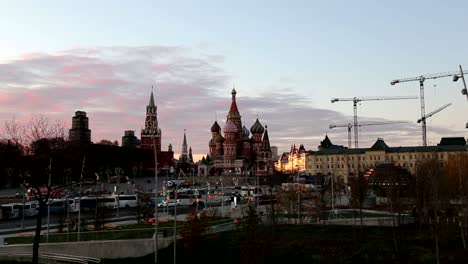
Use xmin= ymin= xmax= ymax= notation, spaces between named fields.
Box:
xmin=149 ymin=86 xmax=155 ymax=107
xmin=180 ymin=129 xmax=188 ymax=161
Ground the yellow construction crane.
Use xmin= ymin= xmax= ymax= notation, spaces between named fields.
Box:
xmin=330 ymin=96 xmax=417 ymax=149
xmin=391 ymin=66 xmax=468 ymax=145
xmin=329 ymin=121 xmax=408 ymax=148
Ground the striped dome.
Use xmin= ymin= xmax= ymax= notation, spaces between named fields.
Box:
xmin=250 ymin=118 xmax=264 ymax=134
xmin=223 ymin=119 xmax=238 ymax=133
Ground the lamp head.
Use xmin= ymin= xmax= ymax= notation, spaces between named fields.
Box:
xmin=453 ymin=75 xmax=460 ymax=82
xmin=390 ymin=80 xmax=399 ymax=85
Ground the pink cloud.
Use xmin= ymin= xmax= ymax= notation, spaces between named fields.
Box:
xmin=0 ymin=46 xmax=463 ymax=160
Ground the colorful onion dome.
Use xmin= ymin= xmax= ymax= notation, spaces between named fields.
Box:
xmin=250 ymin=118 xmax=265 ymax=134
xmin=211 ymin=121 xmax=221 ymax=132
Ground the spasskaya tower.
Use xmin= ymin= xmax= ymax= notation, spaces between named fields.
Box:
xmin=140 ymin=87 xmax=173 ymax=171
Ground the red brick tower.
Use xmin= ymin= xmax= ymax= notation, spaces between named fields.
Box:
xmin=140 ymin=89 xmax=161 ymax=152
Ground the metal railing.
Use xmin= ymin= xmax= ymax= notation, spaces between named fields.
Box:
xmin=0 ymin=252 xmax=100 ymax=263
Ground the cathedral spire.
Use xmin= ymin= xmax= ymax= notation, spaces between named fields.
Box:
xmin=263 ymin=125 xmax=271 ymax=152
xmin=189 ymin=146 xmax=193 ymax=163
xmin=227 ymin=88 xmax=240 ymax=119
xmin=183 ymin=129 xmax=187 ymax=147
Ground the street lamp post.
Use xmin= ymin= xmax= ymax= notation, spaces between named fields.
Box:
xmin=153 ymin=138 xmax=159 ymax=264
xmin=453 ymin=64 xmax=468 ymax=128
xmin=174 ymin=170 xmax=183 ymax=264
xmin=77 ymin=156 xmax=85 ymax=242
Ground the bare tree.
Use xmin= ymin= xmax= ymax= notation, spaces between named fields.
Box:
xmin=3 ymin=114 xmax=69 ymax=154
xmin=3 ymin=116 xmax=27 ymax=146
xmin=444 ymin=153 xmax=468 ymax=249
xmin=349 ymin=171 xmax=369 ymax=231
xmin=415 ymin=156 xmax=450 ymax=264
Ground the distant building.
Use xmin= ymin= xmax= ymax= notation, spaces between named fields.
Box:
xmin=208 ymin=89 xmax=273 ymax=177
xmin=140 ymin=89 xmax=174 ymax=172
xmin=271 ymin=146 xmax=278 ymax=161
xmin=305 ymin=135 xmax=467 ymax=183
xmin=275 ymin=143 xmax=307 ymax=173
xmin=121 ymin=130 xmax=140 ymax=148
xmin=176 ymin=130 xmax=196 ymax=174
xmin=68 ymin=111 xmax=91 ymax=143
xmin=178 ymin=130 xmax=190 ymax=163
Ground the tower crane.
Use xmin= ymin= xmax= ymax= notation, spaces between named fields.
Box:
xmin=330 ymin=96 xmax=417 ymax=149
xmin=391 ymin=68 xmax=468 ymax=146
xmin=417 ymin=103 xmax=452 ymax=123
xmin=329 ymin=121 xmax=408 ymax=148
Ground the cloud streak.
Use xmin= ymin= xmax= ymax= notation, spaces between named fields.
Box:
xmin=0 ymin=46 xmax=464 ymax=160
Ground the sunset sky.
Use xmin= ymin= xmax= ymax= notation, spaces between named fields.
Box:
xmin=1 ymin=0 xmax=467 ymax=161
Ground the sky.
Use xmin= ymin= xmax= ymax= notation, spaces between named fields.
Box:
xmin=0 ymin=0 xmax=467 ymax=161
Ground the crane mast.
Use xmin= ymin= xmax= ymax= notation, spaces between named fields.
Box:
xmin=330 ymin=96 xmax=417 ymax=149
xmin=391 ymin=68 xmax=468 ymax=146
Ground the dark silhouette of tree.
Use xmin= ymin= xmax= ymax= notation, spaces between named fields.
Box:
xmin=180 ymin=211 xmax=209 ymax=254
xmin=349 ymin=171 xmax=369 ymax=231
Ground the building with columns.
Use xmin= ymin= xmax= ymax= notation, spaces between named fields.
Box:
xmin=208 ymin=89 xmax=273 ymax=177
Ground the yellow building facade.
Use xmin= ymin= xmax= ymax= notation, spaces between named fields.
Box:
xmin=304 ymin=136 xmax=467 ymax=183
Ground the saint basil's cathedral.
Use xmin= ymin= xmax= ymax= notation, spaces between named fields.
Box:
xmin=209 ymin=89 xmax=273 ymax=177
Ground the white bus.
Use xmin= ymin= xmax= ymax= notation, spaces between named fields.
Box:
xmin=78 ymin=196 xmax=118 ymax=210
xmin=22 ymin=201 xmax=39 ymax=217
xmin=1 ymin=203 xmax=22 ymax=219
xmin=67 ymin=198 xmax=80 ymax=213
xmin=115 ymin=194 xmax=138 ymax=208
